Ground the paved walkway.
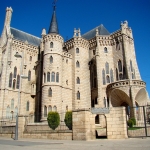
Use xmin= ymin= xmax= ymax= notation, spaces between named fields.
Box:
xmin=0 ymin=137 xmax=150 ymax=150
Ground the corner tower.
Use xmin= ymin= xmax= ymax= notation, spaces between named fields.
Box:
xmin=41 ymin=4 xmax=64 ymax=121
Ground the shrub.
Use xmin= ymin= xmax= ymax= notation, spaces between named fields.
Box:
xmin=47 ymin=111 xmax=60 ymax=130
xmin=64 ymin=111 xmax=72 ymax=130
xmin=130 ymin=118 xmax=136 ymax=125
xmin=127 ymin=119 xmax=134 ymax=128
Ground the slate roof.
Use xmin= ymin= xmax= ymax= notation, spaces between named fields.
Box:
xmin=82 ymin=24 xmax=110 ymax=40
xmin=10 ymin=27 xmax=41 ymax=46
xmin=48 ymin=10 xmax=59 ymax=34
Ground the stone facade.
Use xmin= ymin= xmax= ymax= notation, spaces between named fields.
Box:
xmin=0 ymin=7 xmax=149 ymax=124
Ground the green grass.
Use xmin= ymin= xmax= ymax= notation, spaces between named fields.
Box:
xmin=128 ymin=127 xmax=143 ymax=130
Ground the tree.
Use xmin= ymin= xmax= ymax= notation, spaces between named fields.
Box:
xmin=64 ymin=111 xmax=72 ymax=130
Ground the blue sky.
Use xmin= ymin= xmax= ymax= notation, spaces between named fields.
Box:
xmin=0 ymin=0 xmax=150 ymax=97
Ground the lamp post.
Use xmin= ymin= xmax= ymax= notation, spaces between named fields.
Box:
xmin=14 ymin=52 xmax=28 ymax=140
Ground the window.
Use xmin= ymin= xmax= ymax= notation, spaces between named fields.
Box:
xmin=76 ymin=61 xmax=80 ymax=68
xmin=48 ymin=105 xmax=52 ymax=112
xmin=106 ymin=75 xmax=110 ymax=83
xmin=44 ymin=106 xmax=47 ymax=117
xmin=13 ymin=79 xmax=16 ymax=89
xmin=51 ymin=72 xmax=55 ymax=82
xmin=56 ymin=72 xmax=59 ymax=82
xmin=53 ymin=106 xmax=57 ymax=111
xmin=11 ymin=99 xmax=14 ymax=110
xmin=76 ymin=48 xmax=79 ymax=53
xmin=95 ymin=97 xmax=98 ymax=104
xmin=9 ymin=73 xmax=12 ymax=87
xmin=93 ymin=50 xmax=96 ymax=55
xmin=130 ymin=60 xmax=133 ymax=72
xmin=26 ymin=101 xmax=29 ymax=111
xmin=118 ymin=60 xmax=122 ymax=72
xmin=28 ymin=70 xmax=31 ymax=81
xmin=102 ymin=69 xmax=106 ymax=85
xmin=48 ymin=88 xmax=52 ymax=97
xmin=132 ymin=73 xmax=135 ymax=79
xmin=105 ymin=62 xmax=109 ymax=74
xmin=119 ymin=73 xmax=123 ymax=80
xmin=6 ymin=106 xmax=10 ymax=118
xmin=14 ymin=67 xmax=17 ymax=78
xmin=77 ymin=91 xmax=80 ymax=100
xmin=16 ymin=75 xmax=20 ymax=89
xmin=44 ymin=73 xmax=46 ymax=83
xmin=104 ymin=47 xmax=108 ymax=53
xmin=77 ymin=77 xmax=80 ymax=84
xmin=116 ymin=40 xmax=120 ymax=50
xmin=95 ymin=115 xmax=99 ymax=124
xmin=47 ymin=72 xmax=50 ymax=82
xmin=50 ymin=42 xmax=53 ymax=48
xmin=116 ymin=68 xmax=118 ymax=81
xmin=29 ymin=56 xmax=32 ymax=61
xmin=110 ymin=69 xmax=114 ymax=83
xmin=50 ymin=56 xmax=53 ymax=64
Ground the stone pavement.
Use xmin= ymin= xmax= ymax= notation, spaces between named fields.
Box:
xmin=0 ymin=137 xmax=150 ymax=150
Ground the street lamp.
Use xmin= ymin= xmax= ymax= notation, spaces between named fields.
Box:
xmin=14 ymin=52 xmax=28 ymax=140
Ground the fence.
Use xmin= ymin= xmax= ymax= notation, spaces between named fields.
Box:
xmin=128 ymin=105 xmax=150 ymax=137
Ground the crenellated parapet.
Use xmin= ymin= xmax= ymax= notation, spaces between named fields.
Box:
xmin=43 ymin=34 xmax=63 ymax=44
xmin=64 ymin=37 xmax=89 ymax=50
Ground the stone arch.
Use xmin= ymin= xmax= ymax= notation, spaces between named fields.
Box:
xmin=135 ymin=88 xmax=148 ymax=106
xmin=110 ymin=89 xmax=132 ymax=107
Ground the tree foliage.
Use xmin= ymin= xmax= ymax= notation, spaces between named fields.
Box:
xmin=64 ymin=111 xmax=72 ymax=130
xmin=47 ymin=111 xmax=60 ymax=130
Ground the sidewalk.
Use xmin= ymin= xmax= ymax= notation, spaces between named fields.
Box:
xmin=0 ymin=137 xmax=150 ymax=150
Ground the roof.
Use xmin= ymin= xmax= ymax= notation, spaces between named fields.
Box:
xmin=82 ymin=24 xmax=110 ymax=40
xmin=48 ymin=10 xmax=59 ymax=34
xmin=10 ymin=27 xmax=41 ymax=46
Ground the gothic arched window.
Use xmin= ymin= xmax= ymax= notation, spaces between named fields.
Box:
xmin=110 ymin=69 xmax=114 ymax=83
xmin=50 ymin=56 xmax=53 ymax=64
xmin=48 ymin=105 xmax=52 ymax=112
xmin=51 ymin=72 xmax=55 ymax=82
xmin=11 ymin=99 xmax=14 ymax=110
xmin=13 ymin=79 xmax=16 ymax=89
xmin=56 ymin=72 xmax=59 ymax=82
xmin=28 ymin=70 xmax=31 ymax=81
xmin=50 ymin=42 xmax=53 ymax=48
xmin=119 ymin=73 xmax=123 ymax=80
xmin=77 ymin=91 xmax=80 ymax=100
xmin=106 ymin=75 xmax=110 ymax=83
xmin=130 ymin=60 xmax=133 ymax=72
xmin=105 ymin=62 xmax=109 ymax=74
xmin=26 ymin=101 xmax=29 ymax=111
xmin=102 ymin=69 xmax=106 ymax=85
xmin=116 ymin=68 xmax=118 ymax=81
xmin=47 ymin=72 xmax=50 ymax=82
xmin=76 ymin=61 xmax=80 ymax=68
xmin=16 ymin=75 xmax=20 ymax=89
xmin=53 ymin=106 xmax=57 ymax=111
xmin=76 ymin=48 xmax=79 ymax=53
xmin=48 ymin=88 xmax=52 ymax=97
xmin=44 ymin=106 xmax=47 ymax=117
xmin=9 ymin=72 xmax=12 ymax=88
xmin=104 ymin=47 xmax=108 ymax=53
xmin=77 ymin=77 xmax=80 ymax=84
xmin=118 ymin=60 xmax=122 ymax=72
xmin=14 ymin=67 xmax=17 ymax=78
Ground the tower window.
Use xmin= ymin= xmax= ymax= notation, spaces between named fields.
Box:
xmin=47 ymin=72 xmax=50 ymax=82
xmin=105 ymin=62 xmax=109 ymax=74
xmin=14 ymin=67 xmax=17 ymax=78
xmin=26 ymin=101 xmax=29 ymax=111
xmin=51 ymin=72 xmax=55 ymax=82
xmin=76 ymin=48 xmax=79 ymax=53
xmin=50 ymin=42 xmax=53 ymax=48
xmin=106 ymin=75 xmax=110 ymax=83
xmin=110 ymin=69 xmax=114 ymax=83
xmin=77 ymin=91 xmax=80 ymax=100
xmin=28 ymin=70 xmax=31 ymax=81
xmin=76 ymin=61 xmax=80 ymax=68
xmin=9 ymin=72 xmax=12 ymax=88
xmin=77 ymin=77 xmax=80 ymax=84
xmin=44 ymin=73 xmax=46 ymax=83
xmin=44 ymin=106 xmax=47 ymax=117
xmin=102 ymin=69 xmax=106 ymax=85
xmin=16 ymin=75 xmax=20 ymax=89
xmin=118 ymin=60 xmax=122 ymax=72
xmin=48 ymin=88 xmax=52 ymax=97
xmin=104 ymin=47 xmax=108 ymax=53
xmin=13 ymin=79 xmax=16 ymax=89
xmin=50 ymin=56 xmax=53 ymax=64
xmin=56 ymin=72 xmax=59 ymax=82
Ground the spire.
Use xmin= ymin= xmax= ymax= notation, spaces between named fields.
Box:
xmin=48 ymin=1 xmax=59 ymax=34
